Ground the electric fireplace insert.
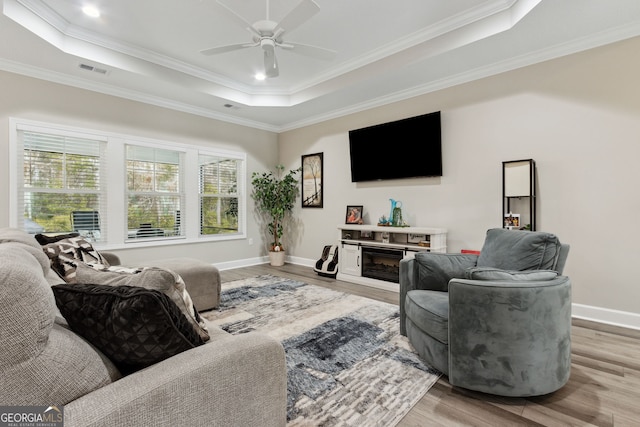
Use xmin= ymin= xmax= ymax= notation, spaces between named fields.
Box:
xmin=361 ymin=246 xmax=404 ymax=283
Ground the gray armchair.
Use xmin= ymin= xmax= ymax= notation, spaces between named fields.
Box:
xmin=400 ymin=228 xmax=571 ymax=397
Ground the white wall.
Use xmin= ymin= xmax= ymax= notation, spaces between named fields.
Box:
xmin=0 ymin=70 xmax=279 ymax=265
xmin=2 ymin=35 xmax=639 ymax=327
xmin=279 ymin=36 xmax=640 ymax=326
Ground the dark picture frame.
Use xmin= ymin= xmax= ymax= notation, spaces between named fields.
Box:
xmin=345 ymin=205 xmax=363 ymax=224
xmin=301 ymin=152 xmax=323 ymax=208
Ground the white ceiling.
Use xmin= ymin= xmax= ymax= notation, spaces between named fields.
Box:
xmin=2 ymin=0 xmax=640 ymax=132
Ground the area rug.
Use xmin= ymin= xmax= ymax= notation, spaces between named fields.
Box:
xmin=202 ymin=275 xmax=440 ymax=427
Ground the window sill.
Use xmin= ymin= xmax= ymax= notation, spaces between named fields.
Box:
xmin=95 ymin=232 xmax=246 ymax=251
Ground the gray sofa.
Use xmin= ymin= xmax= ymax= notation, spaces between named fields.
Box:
xmin=400 ymin=228 xmax=571 ymax=397
xmin=0 ymin=228 xmax=287 ymax=427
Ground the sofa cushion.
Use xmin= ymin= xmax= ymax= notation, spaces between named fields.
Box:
xmin=465 ymin=267 xmax=558 ymax=281
xmin=0 ymin=228 xmax=52 ymax=274
xmin=405 ymin=290 xmax=449 ymax=344
xmin=0 ymin=241 xmax=117 ymax=405
xmin=41 ymin=236 xmax=110 ymax=282
xmin=52 ymin=283 xmax=207 ymax=374
xmin=136 ymin=258 xmax=221 ymax=312
xmin=75 ymin=262 xmax=209 ymax=342
xmin=477 ymin=228 xmax=561 ymax=271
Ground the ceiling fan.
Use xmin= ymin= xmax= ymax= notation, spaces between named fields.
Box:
xmin=201 ymin=0 xmax=336 ymax=78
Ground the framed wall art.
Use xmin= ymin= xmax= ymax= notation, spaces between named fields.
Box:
xmin=301 ymin=152 xmax=323 ymax=208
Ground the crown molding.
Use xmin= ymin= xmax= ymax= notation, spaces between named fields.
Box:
xmin=279 ymin=20 xmax=640 ymax=132
xmin=0 ymin=58 xmax=280 ymax=132
xmin=2 ymin=8 xmax=640 ymax=133
xmin=5 ymin=0 xmax=540 ymax=104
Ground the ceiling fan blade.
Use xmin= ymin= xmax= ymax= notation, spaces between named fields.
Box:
xmin=278 ymin=42 xmax=336 ymax=61
xmin=200 ymin=43 xmax=256 ymax=56
xmin=264 ymin=49 xmax=279 ymax=78
xmin=273 ymin=0 xmax=320 ymax=35
xmin=216 ymin=0 xmax=261 ymax=38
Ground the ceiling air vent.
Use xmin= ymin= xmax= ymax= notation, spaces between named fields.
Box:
xmin=78 ymin=63 xmax=109 ymax=75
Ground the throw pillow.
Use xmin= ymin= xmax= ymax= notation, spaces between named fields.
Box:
xmin=35 ymin=232 xmax=80 ymax=245
xmin=465 ymin=266 xmax=558 ymax=281
xmin=52 ymin=283 xmax=207 ymax=375
xmin=41 ymin=236 xmax=110 ymax=282
xmin=75 ymin=262 xmax=209 ymax=342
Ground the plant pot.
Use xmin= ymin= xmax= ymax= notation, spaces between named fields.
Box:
xmin=268 ymin=250 xmax=286 ymax=267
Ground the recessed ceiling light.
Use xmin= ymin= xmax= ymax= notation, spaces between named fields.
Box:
xmin=82 ymin=5 xmax=100 ymax=18
xmin=255 ymin=72 xmax=266 ymax=81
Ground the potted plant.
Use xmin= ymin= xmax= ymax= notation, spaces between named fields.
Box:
xmin=251 ymin=165 xmax=301 ymax=266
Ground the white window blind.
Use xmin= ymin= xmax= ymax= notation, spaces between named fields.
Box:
xmin=126 ymin=145 xmax=184 ymax=240
xmin=19 ymin=130 xmax=106 ymax=240
xmin=11 ymin=118 xmax=247 ymax=246
xmin=199 ymin=154 xmax=243 ymax=236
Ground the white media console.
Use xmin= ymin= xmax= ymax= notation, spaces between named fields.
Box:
xmin=337 ymin=224 xmax=447 ymax=292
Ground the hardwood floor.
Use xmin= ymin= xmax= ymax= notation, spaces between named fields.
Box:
xmin=219 ymin=263 xmax=640 ymax=426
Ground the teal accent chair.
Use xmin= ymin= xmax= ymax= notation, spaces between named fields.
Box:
xmin=399 ymin=228 xmax=571 ymax=397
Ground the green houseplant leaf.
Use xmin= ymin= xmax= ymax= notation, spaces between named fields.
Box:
xmin=251 ymin=165 xmax=301 ymax=251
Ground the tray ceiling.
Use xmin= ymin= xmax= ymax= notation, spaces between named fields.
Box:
xmin=2 ymin=0 xmax=640 ymax=131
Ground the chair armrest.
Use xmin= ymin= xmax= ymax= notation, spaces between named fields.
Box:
xmin=399 ymin=253 xmax=478 ymax=335
xmin=64 ymin=332 xmax=287 ymax=427
xmin=99 ymin=251 xmax=121 ymax=266
xmin=447 ymin=276 xmax=572 ymax=396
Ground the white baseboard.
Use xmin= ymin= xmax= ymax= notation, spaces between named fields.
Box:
xmin=285 ymin=255 xmax=315 ymax=268
xmin=214 ymin=256 xmax=267 ymax=271
xmin=214 ymin=255 xmax=314 ymax=271
xmin=214 ymin=256 xmax=640 ymax=331
xmin=572 ymin=303 xmax=640 ymax=331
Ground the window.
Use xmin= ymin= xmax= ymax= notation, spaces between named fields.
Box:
xmin=18 ymin=129 xmax=106 ymax=241
xmin=127 ymin=145 xmax=184 ymax=240
xmin=11 ymin=118 xmax=247 ymax=247
xmin=199 ymin=154 xmax=242 ymax=236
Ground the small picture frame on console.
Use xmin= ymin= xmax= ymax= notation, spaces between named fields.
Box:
xmin=345 ymin=205 xmax=363 ymax=224
xmin=504 ymin=212 xmax=520 ymax=229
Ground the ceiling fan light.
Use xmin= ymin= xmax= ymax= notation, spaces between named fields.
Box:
xmin=260 ymin=38 xmax=276 ymax=51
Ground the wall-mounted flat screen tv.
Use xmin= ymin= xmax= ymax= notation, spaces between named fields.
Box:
xmin=348 ymin=111 xmax=442 ymax=182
